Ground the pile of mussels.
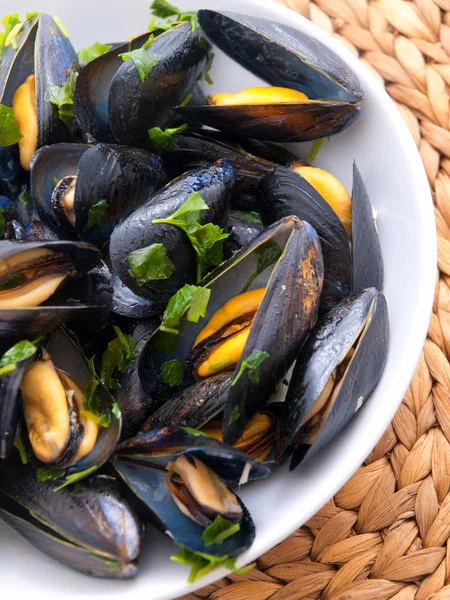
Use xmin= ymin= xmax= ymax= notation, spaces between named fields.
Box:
xmin=0 ymin=7 xmax=389 ymax=581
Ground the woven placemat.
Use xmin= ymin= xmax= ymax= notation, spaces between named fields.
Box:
xmin=177 ymin=0 xmax=450 ymax=598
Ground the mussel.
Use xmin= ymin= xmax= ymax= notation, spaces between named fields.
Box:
xmin=279 ymin=287 xmax=389 ymax=469
xmin=109 ymin=160 xmax=234 ymax=308
xmin=0 ymin=14 xmax=78 ymax=176
xmin=74 ymin=23 xmax=209 ymax=146
xmin=138 ymin=215 xmax=323 ymax=445
xmin=0 ymin=240 xmax=111 ymax=338
xmin=19 ymin=328 xmax=121 ymax=480
xmin=177 ymin=11 xmax=363 ymax=142
xmin=31 ymin=143 xmax=168 ymax=246
xmin=224 ymin=212 xmax=264 ymax=258
xmin=0 ymin=459 xmax=140 ymax=578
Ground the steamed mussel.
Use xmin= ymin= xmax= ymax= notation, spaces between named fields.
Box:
xmin=0 ymin=2 xmax=391 ymax=586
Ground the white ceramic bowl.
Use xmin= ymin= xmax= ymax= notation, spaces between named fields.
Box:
xmin=0 ymin=0 xmax=436 ymax=598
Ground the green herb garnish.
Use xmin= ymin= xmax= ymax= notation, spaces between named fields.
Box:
xmin=179 ymin=92 xmax=192 ymax=107
xmin=202 ymin=516 xmax=240 ymax=545
xmin=232 ymin=350 xmax=269 ymax=387
xmin=142 ymin=33 xmax=155 ymax=49
xmin=152 ymin=192 xmax=229 ymax=279
xmin=180 ymin=426 xmax=210 ymax=437
xmin=171 ymin=546 xmax=255 ymax=583
xmin=229 ymin=211 xmax=262 ymax=226
xmin=119 ymin=48 xmax=160 ymax=82
xmin=14 ymin=436 xmax=28 ymax=464
xmin=26 ymin=12 xmax=40 ymax=20
xmin=99 ymin=326 xmax=138 ymax=389
xmin=82 ymin=357 xmax=113 ymax=427
xmin=0 ymin=105 xmax=23 ymax=146
xmin=128 ymin=243 xmax=175 ymax=285
xmin=77 ymin=41 xmax=112 ymax=64
xmin=86 ymin=199 xmax=108 ymax=230
xmin=45 ymin=71 xmax=78 ymax=131
xmin=227 ymin=406 xmax=240 ymax=425
xmin=308 ymin=139 xmax=325 ymax=161
xmin=0 ymin=338 xmax=41 ymax=378
xmin=208 ymin=358 xmax=231 ymax=372
xmin=0 ymin=14 xmax=21 ymax=57
xmin=150 ymin=0 xmax=180 ymax=18
xmin=241 ymin=240 xmax=282 ymax=294
xmin=36 ymin=467 xmax=65 ymax=483
xmin=53 ymin=466 xmax=97 ymax=492
xmin=161 ymin=284 xmax=210 ymax=334
xmin=160 ymin=358 xmax=184 ymax=387
xmin=178 ymin=11 xmax=199 ymax=31
xmin=18 ymin=189 xmax=33 ymax=208
xmin=148 ymin=123 xmax=188 ymax=153
xmin=53 ymin=16 xmax=69 ymax=38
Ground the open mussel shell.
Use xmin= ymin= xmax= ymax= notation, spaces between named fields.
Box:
xmin=109 ymin=159 xmax=235 ymax=307
xmin=177 ymin=11 xmax=362 ymax=142
xmin=113 ymin=457 xmax=254 ymax=558
xmin=259 ymin=166 xmax=352 ymax=312
xmin=31 ymin=328 xmax=122 ymax=477
xmin=0 ymin=459 xmax=140 ymax=578
xmin=74 ymin=33 xmax=149 ymax=142
xmin=109 ymin=23 xmax=208 ymax=146
xmin=178 ymin=102 xmax=360 ymax=143
xmin=138 ymin=216 xmax=323 ymax=442
xmin=279 ymin=288 xmax=389 ymax=469
xmin=0 ymin=15 xmax=78 ymax=177
xmin=224 ymin=213 xmax=264 ymax=258
xmin=31 ymin=143 xmax=168 ymax=246
xmin=113 ymin=319 xmax=159 ymax=441
xmin=116 ymin=426 xmax=271 ymax=484
xmin=352 ymin=162 xmax=384 ymax=292
xmin=161 ymin=131 xmax=294 ymax=210
xmin=0 ymin=240 xmax=106 ymax=339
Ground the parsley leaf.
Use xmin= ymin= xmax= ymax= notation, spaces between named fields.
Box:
xmin=150 ymin=0 xmax=180 ymax=18
xmin=241 ymin=241 xmax=282 ymax=294
xmin=128 ymin=243 xmax=175 ymax=285
xmin=202 ymin=516 xmax=240 ymax=546
xmin=0 ymin=14 xmax=21 ymax=58
xmin=148 ymin=16 xmax=174 ymax=33
xmin=178 ymin=11 xmax=199 ymax=31
xmin=232 ymin=350 xmax=269 ymax=387
xmin=161 ymin=284 xmax=210 ymax=335
xmin=99 ymin=326 xmax=138 ymax=389
xmin=82 ymin=357 xmax=115 ymax=428
xmin=229 ymin=211 xmax=262 ymax=226
xmin=171 ymin=546 xmax=255 ymax=583
xmin=227 ymin=406 xmax=240 ymax=426
xmin=160 ymin=358 xmax=184 ymax=386
xmin=307 ymin=139 xmax=325 ymax=161
xmin=0 ymin=104 xmax=23 ymax=146
xmin=53 ymin=466 xmax=97 ymax=492
xmin=148 ymin=123 xmax=188 ymax=153
xmin=208 ymin=358 xmax=231 ymax=372
xmin=180 ymin=426 xmax=210 ymax=437
xmin=0 ymin=338 xmax=41 ymax=378
xmin=152 ymin=192 xmax=229 ymax=279
xmin=26 ymin=12 xmax=40 ymax=20
xmin=142 ymin=34 xmax=155 ymax=49
xmin=119 ymin=48 xmax=160 ymax=82
xmin=14 ymin=435 xmax=28 ymax=464
xmin=44 ymin=72 xmax=78 ymax=132
xmin=86 ymin=199 xmax=108 ymax=230
xmin=18 ymin=189 xmax=33 ymax=208
xmin=77 ymin=41 xmax=112 ymax=64
xmin=36 ymin=467 xmax=65 ymax=483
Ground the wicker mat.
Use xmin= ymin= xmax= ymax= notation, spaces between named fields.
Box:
xmin=178 ymin=0 xmax=450 ymax=598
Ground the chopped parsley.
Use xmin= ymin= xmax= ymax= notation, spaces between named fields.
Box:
xmin=161 ymin=284 xmax=210 ymax=335
xmin=178 ymin=11 xmax=199 ymax=31
xmin=0 ymin=105 xmax=23 ymax=146
xmin=148 ymin=2 xmax=199 ymax=33
xmin=0 ymin=14 xmax=21 ymax=57
xmin=208 ymin=358 xmax=231 ymax=372
xmin=36 ymin=467 xmax=65 ymax=483
xmin=99 ymin=326 xmax=138 ymax=389
xmin=148 ymin=123 xmax=188 ymax=153
xmin=230 ymin=211 xmax=262 ymax=226
xmin=86 ymin=199 xmax=108 ymax=230
xmin=171 ymin=546 xmax=255 ymax=583
xmin=227 ymin=406 xmax=240 ymax=426
xmin=241 ymin=240 xmax=282 ymax=293
xmin=307 ymin=139 xmax=325 ymax=161
xmin=150 ymin=0 xmax=180 ymax=18
xmin=152 ymin=192 xmax=229 ymax=279
xmin=202 ymin=516 xmax=241 ymax=546
xmin=18 ymin=189 xmax=33 ymax=208
xmin=45 ymin=71 xmax=78 ymax=132
xmin=119 ymin=48 xmax=161 ymax=82
xmin=160 ymin=358 xmax=184 ymax=387
xmin=77 ymin=41 xmax=112 ymax=64
xmin=142 ymin=34 xmax=155 ymax=49
xmin=14 ymin=436 xmax=28 ymax=464
xmin=128 ymin=243 xmax=175 ymax=285
xmin=53 ymin=16 xmax=69 ymax=38
xmin=82 ymin=357 xmax=117 ymax=428
xmin=232 ymin=350 xmax=269 ymax=386
xmin=180 ymin=426 xmax=210 ymax=437
xmin=53 ymin=466 xmax=97 ymax=492
xmin=0 ymin=338 xmax=41 ymax=378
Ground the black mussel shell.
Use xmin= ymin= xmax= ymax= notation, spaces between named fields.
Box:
xmin=279 ymin=288 xmax=389 ymax=468
xmin=259 ymin=166 xmax=352 ymax=312
xmin=352 ymin=162 xmax=384 ymax=292
xmin=0 ymin=460 xmax=140 ymax=578
xmin=109 ymin=261 xmax=158 ymax=319
xmin=109 ymin=24 xmax=208 ymax=146
xmin=224 ymin=213 xmax=264 ymax=258
xmin=197 ymin=11 xmax=362 ymax=100
xmin=109 ymin=159 xmax=235 ymax=307
xmin=19 ymin=220 xmax=60 ymax=241
xmin=113 ymin=458 xmax=254 ymax=558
